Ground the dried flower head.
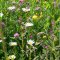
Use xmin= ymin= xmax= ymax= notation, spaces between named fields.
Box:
xmin=1 ymin=22 xmax=5 ymax=28
xmin=35 ymin=6 xmax=40 ymax=10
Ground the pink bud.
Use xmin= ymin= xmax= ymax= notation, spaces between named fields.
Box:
xmin=45 ymin=46 xmax=48 ymax=49
xmin=51 ymin=20 xmax=55 ymax=26
xmin=30 ymin=35 xmax=33 ymax=39
xmin=20 ymin=0 xmax=24 ymax=3
xmin=14 ymin=33 xmax=19 ymax=38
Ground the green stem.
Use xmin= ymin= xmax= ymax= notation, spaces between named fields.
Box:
xmin=46 ymin=50 xmax=48 ymax=60
xmin=29 ymin=46 xmax=31 ymax=60
xmin=0 ymin=12 xmax=7 ymax=60
xmin=59 ymin=20 xmax=60 ymax=60
xmin=22 ymin=34 xmax=24 ymax=49
xmin=59 ymin=22 xmax=60 ymax=45
xmin=12 ymin=59 xmax=14 ymax=60
xmin=29 ymin=0 xmax=36 ymax=15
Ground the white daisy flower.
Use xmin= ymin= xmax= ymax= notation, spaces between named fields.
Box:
xmin=0 ymin=40 xmax=2 ymax=43
xmin=8 ymin=6 xmax=16 ymax=11
xmin=0 ymin=12 xmax=3 ymax=17
xmin=22 ymin=7 xmax=30 ymax=12
xmin=8 ymin=55 xmax=16 ymax=59
xmin=9 ymin=42 xmax=17 ymax=46
xmin=27 ymin=39 xmax=34 ymax=46
xmin=25 ymin=22 xmax=33 ymax=27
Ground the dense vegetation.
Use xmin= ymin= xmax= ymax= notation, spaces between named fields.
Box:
xmin=0 ymin=0 xmax=60 ymax=60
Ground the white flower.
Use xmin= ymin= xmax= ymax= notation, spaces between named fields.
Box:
xmin=25 ymin=22 xmax=33 ymax=27
xmin=0 ymin=40 xmax=2 ymax=43
xmin=8 ymin=55 xmax=16 ymax=59
xmin=27 ymin=39 xmax=34 ymax=46
xmin=22 ymin=7 xmax=30 ymax=12
xmin=0 ymin=12 xmax=3 ymax=17
xmin=8 ymin=6 xmax=16 ymax=11
xmin=9 ymin=42 xmax=17 ymax=46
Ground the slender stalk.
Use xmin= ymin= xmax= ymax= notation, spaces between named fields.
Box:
xmin=22 ymin=34 xmax=24 ymax=49
xmin=57 ymin=0 xmax=60 ymax=60
xmin=29 ymin=46 xmax=31 ymax=60
xmin=58 ymin=20 xmax=60 ymax=60
xmin=29 ymin=0 xmax=36 ymax=15
xmin=46 ymin=50 xmax=48 ymax=60
xmin=59 ymin=20 xmax=60 ymax=45
xmin=0 ymin=0 xmax=8 ymax=59
xmin=0 ymin=18 xmax=7 ymax=60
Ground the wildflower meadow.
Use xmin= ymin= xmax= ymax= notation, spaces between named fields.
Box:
xmin=0 ymin=0 xmax=60 ymax=60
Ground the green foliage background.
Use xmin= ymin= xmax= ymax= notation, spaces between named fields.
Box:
xmin=0 ymin=0 xmax=60 ymax=60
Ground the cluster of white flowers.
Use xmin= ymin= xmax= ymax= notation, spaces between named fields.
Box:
xmin=27 ymin=39 xmax=34 ymax=46
xmin=8 ymin=55 xmax=16 ymax=59
xmin=9 ymin=42 xmax=17 ymax=46
xmin=22 ymin=7 xmax=30 ymax=12
xmin=8 ymin=6 xmax=16 ymax=11
xmin=0 ymin=12 xmax=3 ymax=17
xmin=0 ymin=40 xmax=2 ymax=43
xmin=25 ymin=22 xmax=33 ymax=27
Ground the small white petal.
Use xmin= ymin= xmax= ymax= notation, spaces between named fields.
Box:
xmin=0 ymin=12 xmax=3 ymax=17
xmin=0 ymin=40 xmax=2 ymax=43
xmin=8 ymin=6 xmax=16 ymax=11
xmin=22 ymin=8 xmax=26 ymax=12
xmin=25 ymin=22 xmax=33 ymax=27
xmin=8 ymin=55 xmax=16 ymax=59
xmin=22 ymin=7 xmax=30 ymax=12
xmin=27 ymin=39 xmax=34 ymax=46
xmin=9 ymin=42 xmax=17 ymax=46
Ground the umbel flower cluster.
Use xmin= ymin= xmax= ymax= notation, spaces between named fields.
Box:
xmin=0 ymin=0 xmax=60 ymax=60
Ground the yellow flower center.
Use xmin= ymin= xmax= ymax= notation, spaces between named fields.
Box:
xmin=32 ymin=15 xmax=38 ymax=19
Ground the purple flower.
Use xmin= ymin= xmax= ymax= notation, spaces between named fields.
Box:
xmin=20 ymin=0 xmax=24 ymax=3
xmin=49 ymin=29 xmax=53 ymax=34
xmin=51 ymin=20 xmax=55 ymax=26
xmin=14 ymin=33 xmax=19 ymax=38
xmin=45 ymin=46 xmax=48 ymax=49
xmin=30 ymin=35 xmax=33 ymax=39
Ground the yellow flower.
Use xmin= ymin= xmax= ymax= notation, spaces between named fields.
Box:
xmin=32 ymin=15 xmax=38 ymax=20
xmin=39 ymin=12 xmax=43 ymax=18
xmin=43 ymin=36 xmax=46 ymax=38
